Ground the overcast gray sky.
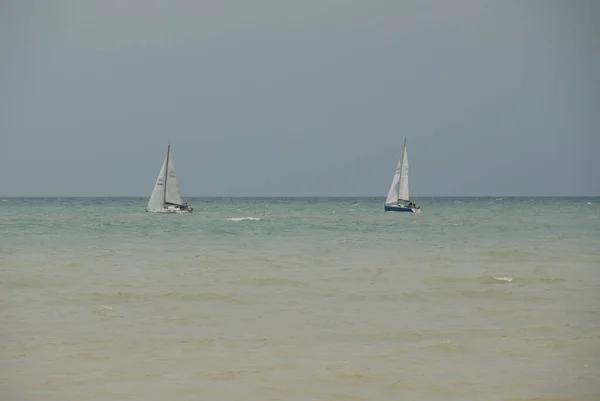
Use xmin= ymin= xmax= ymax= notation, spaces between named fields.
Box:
xmin=1 ymin=0 xmax=598 ymax=197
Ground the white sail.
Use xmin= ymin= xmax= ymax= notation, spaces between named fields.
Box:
xmin=164 ymin=147 xmax=184 ymax=206
xmin=146 ymin=145 xmax=185 ymax=211
xmin=147 ymin=153 xmax=168 ymax=211
xmin=385 ymin=157 xmax=403 ymax=205
xmin=385 ymin=138 xmax=410 ymax=204
xmin=398 ymin=140 xmax=409 ymax=201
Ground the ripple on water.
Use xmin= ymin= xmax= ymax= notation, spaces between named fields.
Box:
xmin=2 ymin=197 xmax=599 ymax=400
xmin=85 ymin=290 xmax=245 ymax=305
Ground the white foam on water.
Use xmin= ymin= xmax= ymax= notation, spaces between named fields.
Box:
xmin=492 ymin=276 xmax=514 ymax=282
xmin=225 ymin=217 xmax=261 ymax=221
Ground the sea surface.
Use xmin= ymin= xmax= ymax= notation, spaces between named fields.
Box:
xmin=1 ymin=197 xmax=599 ymax=401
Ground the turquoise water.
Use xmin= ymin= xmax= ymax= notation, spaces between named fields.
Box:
xmin=1 ymin=197 xmax=599 ymax=400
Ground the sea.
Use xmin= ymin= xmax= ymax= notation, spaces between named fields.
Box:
xmin=1 ymin=197 xmax=599 ymax=401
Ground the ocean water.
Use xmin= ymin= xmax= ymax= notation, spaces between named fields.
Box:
xmin=1 ymin=197 xmax=599 ymax=401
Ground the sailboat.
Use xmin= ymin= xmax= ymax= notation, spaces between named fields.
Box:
xmin=384 ymin=137 xmax=420 ymax=213
xmin=146 ymin=145 xmax=193 ymax=213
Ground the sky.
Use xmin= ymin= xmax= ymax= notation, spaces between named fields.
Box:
xmin=1 ymin=0 xmax=598 ymax=197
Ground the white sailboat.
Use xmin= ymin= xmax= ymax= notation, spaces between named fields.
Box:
xmin=384 ymin=137 xmax=420 ymax=213
xmin=146 ymin=145 xmax=193 ymax=213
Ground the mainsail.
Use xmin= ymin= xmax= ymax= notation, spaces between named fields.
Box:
xmin=147 ymin=146 xmax=184 ymax=211
xmin=164 ymin=148 xmax=184 ymax=206
xmin=385 ymin=138 xmax=410 ymax=205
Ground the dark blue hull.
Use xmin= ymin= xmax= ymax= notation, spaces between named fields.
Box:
xmin=384 ymin=204 xmax=420 ymax=213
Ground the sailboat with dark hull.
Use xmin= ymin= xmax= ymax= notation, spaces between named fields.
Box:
xmin=384 ymin=138 xmax=420 ymax=213
xmin=146 ymin=145 xmax=193 ymax=213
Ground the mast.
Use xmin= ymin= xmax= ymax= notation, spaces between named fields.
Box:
xmin=397 ymin=137 xmax=406 ymax=202
xmin=163 ymin=145 xmax=170 ymax=206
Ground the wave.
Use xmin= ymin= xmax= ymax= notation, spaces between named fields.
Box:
xmin=487 ymin=249 xmax=541 ymax=259
xmin=491 ymin=276 xmax=513 ymax=282
xmin=225 ymin=217 xmax=261 ymax=221
xmin=420 ymin=339 xmax=467 ymax=355
xmin=346 ymin=292 xmax=407 ymax=302
xmin=86 ymin=290 xmax=244 ymax=304
xmin=504 ymin=396 xmax=598 ymax=401
xmin=428 ymin=275 xmax=567 ymax=285
xmin=239 ymin=276 xmax=305 ymax=287
xmin=485 ymin=275 xmax=514 ymax=283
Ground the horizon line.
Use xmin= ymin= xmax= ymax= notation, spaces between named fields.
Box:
xmin=2 ymin=195 xmax=599 ymax=199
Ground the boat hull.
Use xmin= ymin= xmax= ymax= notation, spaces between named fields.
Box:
xmin=147 ymin=209 xmax=192 ymax=214
xmin=384 ymin=204 xmax=420 ymax=213
xmin=146 ymin=205 xmax=193 ymax=213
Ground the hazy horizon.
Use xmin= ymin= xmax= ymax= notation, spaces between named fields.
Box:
xmin=2 ymin=195 xmax=599 ymax=200
xmin=1 ymin=1 xmax=599 ymax=198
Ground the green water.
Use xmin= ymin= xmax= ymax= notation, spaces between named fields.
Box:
xmin=1 ymin=197 xmax=599 ymax=400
